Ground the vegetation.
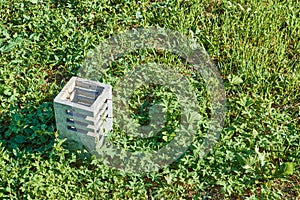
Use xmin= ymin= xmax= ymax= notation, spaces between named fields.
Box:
xmin=0 ymin=0 xmax=299 ymax=199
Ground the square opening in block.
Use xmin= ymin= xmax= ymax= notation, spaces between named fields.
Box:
xmin=66 ymin=79 xmax=105 ymax=107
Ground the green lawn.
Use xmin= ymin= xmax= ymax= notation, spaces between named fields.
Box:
xmin=0 ymin=0 xmax=299 ymax=199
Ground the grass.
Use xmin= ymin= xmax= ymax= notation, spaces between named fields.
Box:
xmin=0 ymin=0 xmax=299 ymax=199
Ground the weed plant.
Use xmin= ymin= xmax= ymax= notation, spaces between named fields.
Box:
xmin=0 ymin=0 xmax=299 ymax=199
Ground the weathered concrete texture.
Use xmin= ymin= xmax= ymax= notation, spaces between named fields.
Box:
xmin=54 ymin=77 xmax=113 ymax=152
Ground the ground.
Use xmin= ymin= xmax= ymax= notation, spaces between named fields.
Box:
xmin=0 ymin=0 xmax=299 ymax=199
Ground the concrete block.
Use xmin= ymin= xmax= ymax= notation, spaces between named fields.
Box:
xmin=53 ymin=77 xmax=113 ymax=151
